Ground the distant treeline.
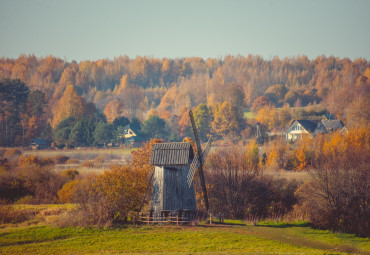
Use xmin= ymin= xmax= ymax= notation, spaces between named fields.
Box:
xmin=0 ymin=55 xmax=369 ymax=147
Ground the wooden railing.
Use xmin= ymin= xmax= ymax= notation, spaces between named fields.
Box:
xmin=133 ymin=213 xmax=193 ymax=226
xmin=133 ymin=213 xmax=226 ymax=226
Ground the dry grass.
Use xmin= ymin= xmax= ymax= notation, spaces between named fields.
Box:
xmin=0 ymin=204 xmax=76 ymax=227
xmin=22 ymin=148 xmax=132 ymax=176
xmin=263 ymin=168 xmax=310 ymax=182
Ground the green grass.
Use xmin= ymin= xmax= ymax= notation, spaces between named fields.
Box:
xmin=244 ymin=110 xmax=255 ymax=119
xmin=1 ymin=223 xmax=369 ymax=254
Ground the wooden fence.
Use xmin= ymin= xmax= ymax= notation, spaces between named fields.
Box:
xmin=134 ymin=213 xmax=193 ymax=226
xmin=133 ymin=213 xmax=224 ymax=226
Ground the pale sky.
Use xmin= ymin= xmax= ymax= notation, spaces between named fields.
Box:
xmin=0 ymin=0 xmax=369 ymax=62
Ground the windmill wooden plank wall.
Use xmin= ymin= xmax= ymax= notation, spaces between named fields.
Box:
xmin=150 ymin=142 xmax=196 ymax=217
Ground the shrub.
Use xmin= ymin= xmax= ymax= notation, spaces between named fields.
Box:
xmin=52 ymin=155 xmax=70 ymax=164
xmin=207 ymin=146 xmax=268 ymax=219
xmin=15 ymin=195 xmax=35 ymax=204
xmin=61 ymin=169 xmax=79 ymax=180
xmin=207 ymin=146 xmax=300 ymax=220
xmin=65 ymin=158 xmax=80 ymax=164
xmin=18 ymin=155 xmax=54 ymax=167
xmin=296 ymin=128 xmax=370 ymax=237
xmin=17 ymin=164 xmax=66 ymax=203
xmin=81 ymin=160 xmax=94 ymax=168
xmin=0 ymin=173 xmax=26 ymax=202
xmin=57 ymin=179 xmax=80 ymax=203
xmin=4 ymin=148 xmax=22 ymax=158
xmin=0 ymin=205 xmax=32 ymax=224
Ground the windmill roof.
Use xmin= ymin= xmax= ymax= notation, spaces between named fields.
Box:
xmin=150 ymin=142 xmax=194 ymax=166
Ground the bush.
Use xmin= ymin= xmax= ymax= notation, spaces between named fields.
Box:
xmin=17 ymin=164 xmax=66 ymax=203
xmin=207 ymin=146 xmax=300 ymax=220
xmin=52 ymin=155 xmax=70 ymax=164
xmin=57 ymin=179 xmax=79 ymax=203
xmin=296 ymin=129 xmax=370 ymax=236
xmin=18 ymin=155 xmax=54 ymax=167
xmin=61 ymin=169 xmax=79 ymax=181
xmin=65 ymin=158 xmax=80 ymax=164
xmin=0 ymin=205 xmax=32 ymax=224
xmin=15 ymin=195 xmax=35 ymax=204
xmin=4 ymin=148 xmax=22 ymax=158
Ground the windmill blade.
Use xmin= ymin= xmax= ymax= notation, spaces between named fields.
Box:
xmin=188 ymin=109 xmax=210 ymax=212
xmin=187 ymin=137 xmax=212 ymax=187
xmin=189 ymin=109 xmax=202 ymax=153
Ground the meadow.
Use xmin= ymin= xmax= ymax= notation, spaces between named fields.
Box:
xmin=22 ymin=147 xmax=133 ymax=175
xmin=1 ymin=146 xmax=368 ymax=254
xmin=1 ymin=217 xmax=369 ymax=254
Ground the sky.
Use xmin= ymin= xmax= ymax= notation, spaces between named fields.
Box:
xmin=0 ymin=0 xmax=369 ymax=62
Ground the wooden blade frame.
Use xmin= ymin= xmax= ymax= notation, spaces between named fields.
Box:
xmin=189 ymin=109 xmax=209 ymax=212
xmin=187 ymin=137 xmax=212 ymax=187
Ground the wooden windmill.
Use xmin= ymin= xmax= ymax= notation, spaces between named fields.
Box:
xmin=148 ymin=110 xmax=212 ymax=218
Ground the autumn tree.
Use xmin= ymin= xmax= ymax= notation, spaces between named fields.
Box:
xmin=211 ymin=102 xmax=243 ymax=137
xmin=251 ymin=96 xmax=273 ymax=113
xmin=297 ymin=128 xmax=370 ymax=236
xmin=178 ymin=108 xmax=191 ymax=138
xmin=264 ymin=84 xmax=287 ymax=106
xmin=265 ymin=137 xmax=290 ymax=170
xmin=22 ymin=90 xmax=48 ymax=143
xmin=104 ymin=99 xmax=123 ymax=123
xmin=193 ymin=103 xmax=211 ymax=141
xmin=245 ymin=139 xmax=260 ymax=170
xmin=255 ymin=105 xmax=278 ymax=131
xmin=52 ymin=85 xmax=86 ymax=127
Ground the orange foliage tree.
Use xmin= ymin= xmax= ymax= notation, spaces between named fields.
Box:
xmin=104 ymin=99 xmax=123 ymax=123
xmin=52 ymin=85 xmax=86 ymax=127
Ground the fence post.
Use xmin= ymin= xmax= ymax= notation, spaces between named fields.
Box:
xmin=176 ymin=215 xmax=179 ymax=226
xmin=147 ymin=215 xmax=150 ymax=226
xmin=210 ymin=214 xmax=212 ymax=225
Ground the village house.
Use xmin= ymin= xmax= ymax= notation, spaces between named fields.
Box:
xmin=286 ymin=119 xmax=345 ymax=141
xmin=119 ymin=124 xmax=144 ymax=147
xmin=30 ymin=138 xmax=50 ymax=150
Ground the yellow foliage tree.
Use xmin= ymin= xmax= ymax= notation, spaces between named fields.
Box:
xmin=52 ymin=85 xmax=85 ymax=127
xmin=266 ymin=137 xmax=290 ymax=170
xmin=104 ymin=99 xmax=123 ymax=123
xmin=294 ymin=135 xmax=313 ymax=171
xmin=245 ymin=139 xmax=260 ymax=170
xmin=255 ymin=105 xmax=278 ymax=130
xmin=211 ymin=102 xmax=240 ymax=136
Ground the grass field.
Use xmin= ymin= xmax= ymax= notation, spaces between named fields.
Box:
xmin=21 ymin=148 xmax=133 ymax=175
xmin=244 ymin=110 xmax=255 ymax=119
xmin=1 ymin=220 xmax=369 ymax=254
xmin=23 ymin=147 xmax=133 ymax=161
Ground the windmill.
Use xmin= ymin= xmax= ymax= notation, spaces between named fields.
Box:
xmin=147 ymin=110 xmax=212 ymax=219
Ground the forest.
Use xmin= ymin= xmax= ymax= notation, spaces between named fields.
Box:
xmin=0 ymin=54 xmax=369 ymax=147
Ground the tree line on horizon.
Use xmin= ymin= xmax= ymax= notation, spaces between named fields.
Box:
xmin=0 ymin=54 xmax=369 ymax=147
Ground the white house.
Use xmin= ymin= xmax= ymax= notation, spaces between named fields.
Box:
xmin=286 ymin=119 xmax=344 ymax=141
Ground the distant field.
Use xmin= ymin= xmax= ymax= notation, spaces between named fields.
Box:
xmin=22 ymin=148 xmax=133 ymax=175
xmin=244 ymin=110 xmax=255 ymax=119
xmin=23 ymin=147 xmax=133 ymax=160
xmin=0 ymin=221 xmax=369 ymax=254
